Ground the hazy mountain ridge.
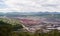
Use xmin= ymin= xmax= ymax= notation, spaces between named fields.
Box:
xmin=0 ymin=12 xmax=60 ymax=19
xmin=0 ymin=12 xmax=60 ymax=16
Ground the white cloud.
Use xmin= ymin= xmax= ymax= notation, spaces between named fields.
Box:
xmin=0 ymin=0 xmax=60 ymax=12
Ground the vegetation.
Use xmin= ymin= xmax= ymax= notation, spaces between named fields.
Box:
xmin=0 ymin=18 xmax=23 ymax=36
xmin=0 ymin=20 xmax=12 ymax=36
xmin=12 ymin=29 xmax=60 ymax=36
xmin=0 ymin=18 xmax=60 ymax=36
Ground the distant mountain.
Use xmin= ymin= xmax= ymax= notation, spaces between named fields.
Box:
xmin=0 ymin=12 xmax=5 ymax=16
xmin=0 ymin=12 xmax=60 ymax=17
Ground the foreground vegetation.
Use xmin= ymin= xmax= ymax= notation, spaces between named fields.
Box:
xmin=0 ymin=18 xmax=60 ymax=36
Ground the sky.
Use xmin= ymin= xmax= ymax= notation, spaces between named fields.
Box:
xmin=0 ymin=0 xmax=60 ymax=12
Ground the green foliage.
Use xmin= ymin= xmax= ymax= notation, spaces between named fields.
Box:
xmin=34 ymin=29 xmax=60 ymax=36
xmin=13 ymin=24 xmax=23 ymax=31
xmin=0 ymin=21 xmax=13 ymax=36
xmin=0 ymin=18 xmax=20 ymax=25
xmin=0 ymin=18 xmax=23 ymax=36
xmin=18 ymin=32 xmax=33 ymax=36
xmin=13 ymin=30 xmax=60 ymax=36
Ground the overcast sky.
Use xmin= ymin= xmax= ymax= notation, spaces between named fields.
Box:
xmin=0 ymin=0 xmax=60 ymax=12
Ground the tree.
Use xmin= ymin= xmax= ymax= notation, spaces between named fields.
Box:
xmin=0 ymin=21 xmax=13 ymax=36
xmin=13 ymin=24 xmax=23 ymax=31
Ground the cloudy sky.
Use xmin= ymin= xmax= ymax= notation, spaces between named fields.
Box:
xmin=0 ymin=0 xmax=60 ymax=12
